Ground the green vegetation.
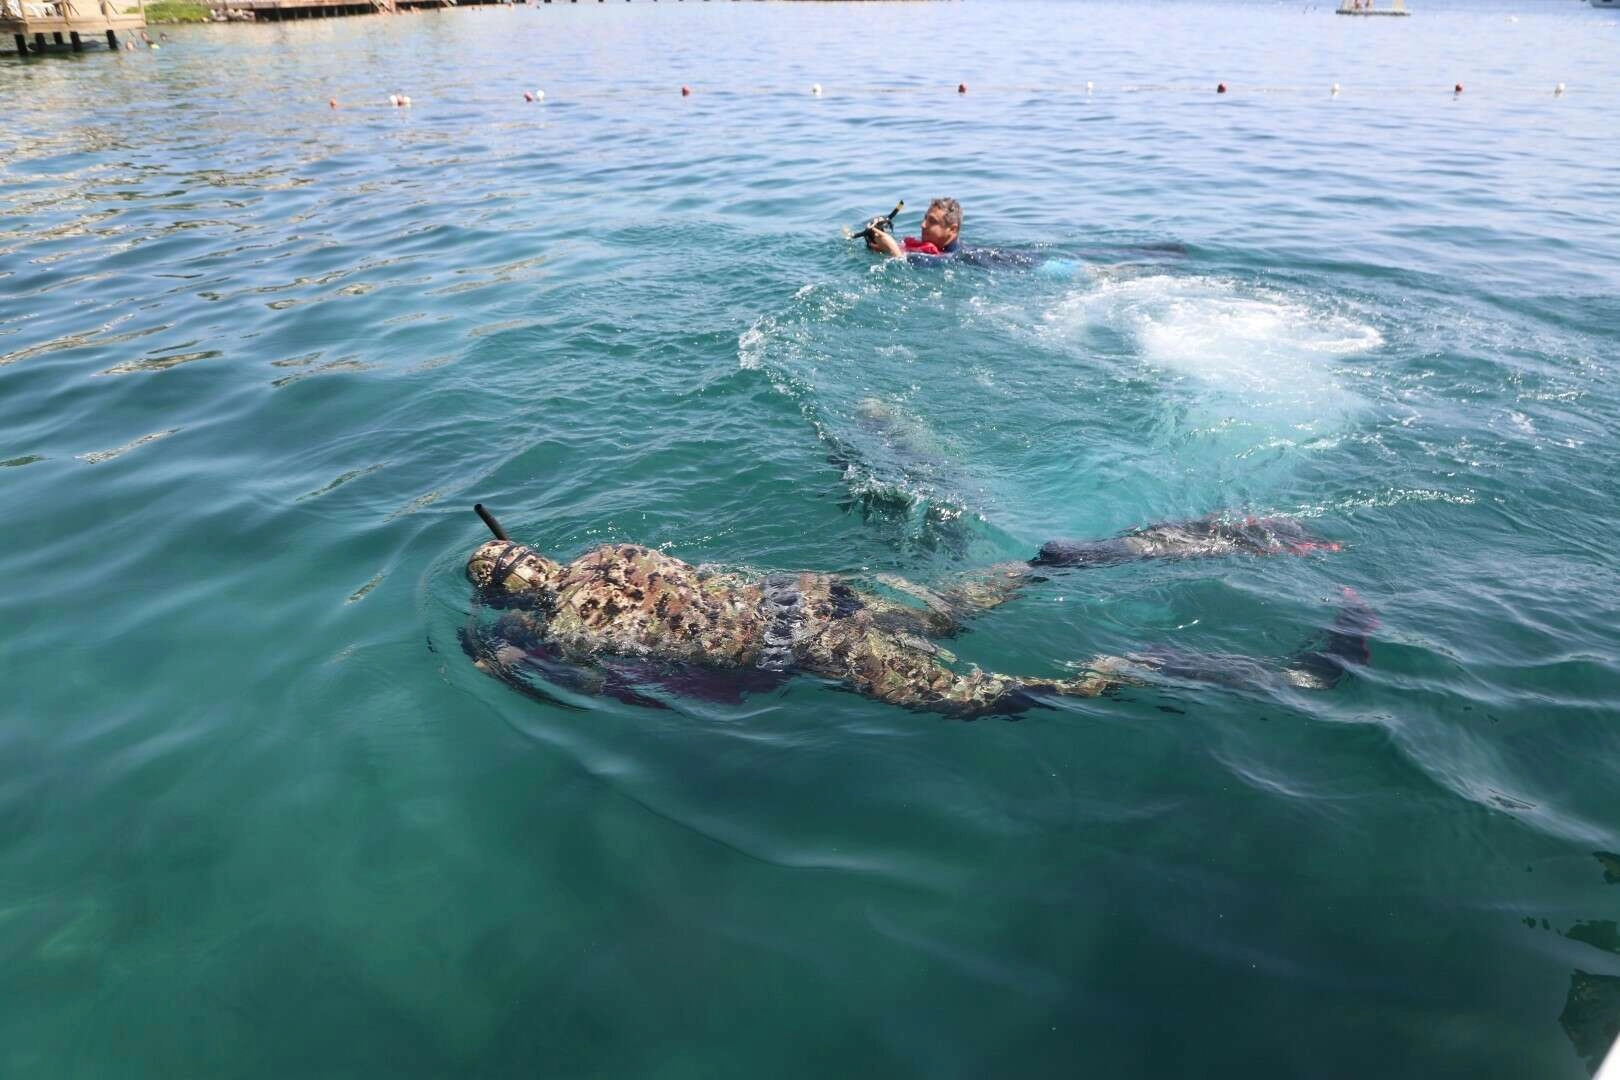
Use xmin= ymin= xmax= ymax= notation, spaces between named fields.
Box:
xmin=145 ymin=0 xmax=211 ymax=22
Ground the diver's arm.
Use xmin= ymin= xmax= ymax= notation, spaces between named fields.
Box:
xmin=934 ymin=562 xmax=1037 ymax=618
xmin=815 ymin=629 xmax=1125 ymax=717
xmin=872 ymin=561 xmax=1033 ymax=629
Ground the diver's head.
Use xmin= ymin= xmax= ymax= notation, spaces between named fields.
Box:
xmin=467 ymin=540 xmax=561 ymax=608
xmin=921 ymin=198 xmax=961 ymax=249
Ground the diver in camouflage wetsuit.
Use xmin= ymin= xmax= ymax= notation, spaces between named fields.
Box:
xmin=463 ymin=508 xmax=1371 ymax=718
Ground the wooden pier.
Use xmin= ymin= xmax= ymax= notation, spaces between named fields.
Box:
xmin=212 ymin=0 xmax=519 ymax=18
xmin=215 ymin=0 xmax=384 ymax=21
xmin=2 ymin=0 xmax=146 ymax=53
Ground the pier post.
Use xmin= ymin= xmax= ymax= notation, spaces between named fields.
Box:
xmin=71 ymin=30 xmax=83 ymax=49
xmin=14 ymin=32 xmax=28 ymax=55
xmin=53 ymin=31 xmax=64 ymax=44
xmin=107 ymin=28 xmax=117 ymax=47
xmin=34 ymin=31 xmax=46 ymax=51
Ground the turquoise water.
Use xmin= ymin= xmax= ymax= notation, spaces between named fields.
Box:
xmin=5 ymin=0 xmax=1620 ymax=1074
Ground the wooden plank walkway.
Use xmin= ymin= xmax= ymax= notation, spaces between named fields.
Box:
xmin=2 ymin=0 xmax=146 ymax=53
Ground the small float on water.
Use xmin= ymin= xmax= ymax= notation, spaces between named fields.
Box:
xmin=1336 ymin=0 xmax=1410 ymax=14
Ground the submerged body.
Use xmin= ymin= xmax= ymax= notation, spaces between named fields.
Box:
xmin=465 ymin=515 xmax=1371 ymax=717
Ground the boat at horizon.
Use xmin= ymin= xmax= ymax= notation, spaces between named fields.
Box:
xmin=1336 ymin=0 xmax=1411 ymax=16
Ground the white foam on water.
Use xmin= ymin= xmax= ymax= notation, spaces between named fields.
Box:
xmin=738 ymin=281 xmax=862 ymax=378
xmin=1048 ymin=274 xmax=1382 ymax=416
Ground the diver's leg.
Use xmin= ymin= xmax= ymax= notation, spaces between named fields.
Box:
xmin=871 ymin=514 xmax=1330 ymax=625
xmin=1280 ymin=588 xmax=1377 ymax=690
xmin=1078 ymin=589 xmax=1376 ymax=694
xmin=1033 ymin=515 xmax=1339 ymax=568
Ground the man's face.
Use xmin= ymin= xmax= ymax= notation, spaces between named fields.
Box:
xmin=920 ymin=205 xmax=958 ymax=248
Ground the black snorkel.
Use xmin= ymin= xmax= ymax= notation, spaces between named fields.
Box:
xmin=474 ymin=503 xmax=509 ymax=541
xmin=853 ymin=201 xmax=905 ymax=246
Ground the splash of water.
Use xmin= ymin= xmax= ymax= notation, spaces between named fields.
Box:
xmin=1051 ymin=273 xmax=1380 ymax=409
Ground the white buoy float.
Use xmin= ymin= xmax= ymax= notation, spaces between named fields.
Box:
xmin=1085 ymin=81 xmax=1094 ymax=94
xmin=811 ymin=83 xmax=822 ymax=96
xmin=389 ymin=93 xmax=412 ymax=108
xmin=1331 ymin=82 xmax=1341 ymax=96
xmin=1554 ymin=82 xmax=1565 ymax=96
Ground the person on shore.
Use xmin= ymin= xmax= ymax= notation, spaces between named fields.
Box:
xmin=868 ymin=198 xmax=962 ymax=259
xmin=462 ymin=508 xmax=1370 ymax=718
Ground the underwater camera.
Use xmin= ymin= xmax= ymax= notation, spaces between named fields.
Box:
xmin=850 ymin=201 xmax=905 ymax=245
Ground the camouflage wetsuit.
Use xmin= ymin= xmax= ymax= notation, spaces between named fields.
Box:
xmin=464 ymin=516 xmax=1367 ymax=718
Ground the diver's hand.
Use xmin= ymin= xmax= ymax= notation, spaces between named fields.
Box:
xmin=866 ymin=228 xmax=904 ymax=257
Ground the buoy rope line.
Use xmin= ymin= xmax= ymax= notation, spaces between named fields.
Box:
xmin=331 ymin=79 xmax=1577 ymax=109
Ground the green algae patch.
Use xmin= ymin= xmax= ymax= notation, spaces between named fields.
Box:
xmin=146 ymin=2 xmax=211 ymax=22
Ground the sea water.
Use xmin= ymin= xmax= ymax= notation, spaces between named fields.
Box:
xmin=3 ymin=0 xmax=1619 ymax=1075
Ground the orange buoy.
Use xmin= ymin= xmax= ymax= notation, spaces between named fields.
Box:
xmin=957 ymin=82 xmax=967 ymax=94
xmin=1454 ymin=82 xmax=1463 ymax=94
xmin=329 ymin=98 xmax=338 ymax=109
xmin=1217 ymin=82 xmax=1227 ymax=94
xmin=681 ymin=85 xmax=691 ymax=97
xmin=523 ymin=91 xmax=533 ymax=102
